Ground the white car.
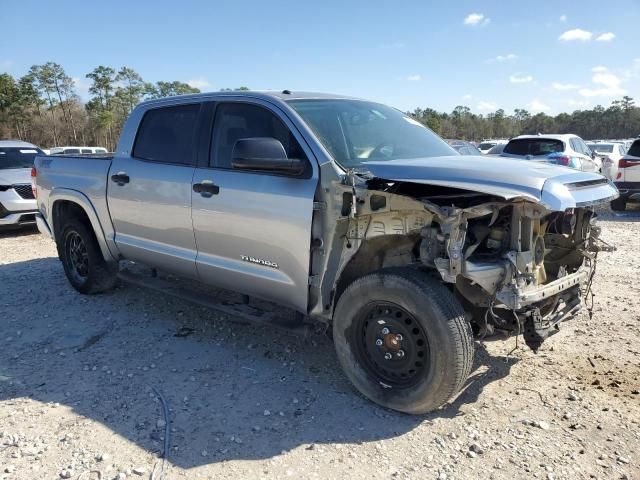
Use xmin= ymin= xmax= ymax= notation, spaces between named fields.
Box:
xmin=586 ymin=142 xmax=627 ymax=180
xmin=478 ymin=139 xmax=508 ymax=154
xmin=610 ymin=139 xmax=640 ymax=211
xmin=501 ymin=134 xmax=601 ymax=172
xmin=0 ymin=140 xmax=43 ymax=228
xmin=50 ymin=146 xmax=108 ymax=155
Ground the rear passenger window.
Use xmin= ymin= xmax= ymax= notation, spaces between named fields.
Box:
xmin=210 ymin=103 xmax=307 ymax=169
xmin=133 ymin=104 xmax=200 ymax=165
xmin=81 ymin=149 xmax=92 ymax=154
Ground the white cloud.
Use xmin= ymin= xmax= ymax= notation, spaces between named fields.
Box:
xmin=476 ymin=101 xmax=497 ymax=111
xmin=187 ymin=77 xmax=210 ymax=89
xmin=595 ymin=32 xmax=615 ymax=42
xmin=488 ymin=53 xmax=518 ymax=63
xmin=527 ymin=99 xmax=551 ymax=113
xmin=509 ymin=74 xmax=534 ymax=84
xmin=406 ymin=74 xmax=422 ymax=81
xmin=559 ymin=29 xmax=592 ymax=41
xmin=462 ymin=94 xmax=473 ymax=100
xmin=579 ymin=67 xmax=626 ymax=97
xmin=559 ymin=14 xmax=567 ymax=22
xmin=552 ymin=82 xmax=580 ymax=90
xmin=567 ymin=99 xmax=589 ymax=107
xmin=464 ymin=13 xmax=490 ymax=26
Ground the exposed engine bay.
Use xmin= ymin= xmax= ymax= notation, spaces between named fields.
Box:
xmin=324 ymin=172 xmax=615 ymax=352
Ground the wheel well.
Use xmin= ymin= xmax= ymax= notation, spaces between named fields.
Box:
xmin=333 ymin=234 xmax=419 ymax=310
xmin=52 ymin=200 xmax=92 ymax=246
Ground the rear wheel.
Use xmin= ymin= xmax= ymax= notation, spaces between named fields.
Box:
xmin=610 ymin=197 xmax=627 ymax=211
xmin=59 ymin=219 xmax=118 ymax=294
xmin=333 ymin=268 xmax=474 ymax=414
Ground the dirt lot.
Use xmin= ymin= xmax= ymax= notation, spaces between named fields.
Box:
xmin=1 ymin=208 xmax=639 ymax=480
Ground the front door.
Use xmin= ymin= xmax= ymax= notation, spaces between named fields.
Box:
xmin=107 ymin=103 xmax=201 ymax=278
xmin=191 ymin=100 xmax=318 ymax=311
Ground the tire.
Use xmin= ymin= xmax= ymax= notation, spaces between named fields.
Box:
xmin=332 ymin=267 xmax=474 ymax=414
xmin=610 ymin=197 xmax=627 ymax=212
xmin=59 ymin=218 xmax=118 ymax=294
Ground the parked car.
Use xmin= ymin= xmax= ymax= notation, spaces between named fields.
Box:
xmin=446 ymin=140 xmax=482 ymax=155
xmin=478 ymin=139 xmax=507 ymax=154
xmin=50 ymin=146 xmax=108 ymax=155
xmin=486 ymin=143 xmax=506 ymax=156
xmin=610 ymin=139 xmax=640 ymax=211
xmin=586 ymin=142 xmax=627 ymax=180
xmin=501 ymin=134 xmax=601 ymax=172
xmin=33 ymin=91 xmax=616 ymax=414
xmin=0 ymin=140 xmax=43 ymax=228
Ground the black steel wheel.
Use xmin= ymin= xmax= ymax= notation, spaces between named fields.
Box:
xmin=352 ymin=303 xmax=430 ymax=388
xmin=333 ymin=268 xmax=474 ymax=414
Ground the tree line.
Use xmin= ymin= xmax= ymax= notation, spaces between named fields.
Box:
xmin=0 ymin=62 xmax=248 ymax=150
xmin=409 ymin=97 xmax=639 ymax=141
xmin=1 ymin=61 xmax=639 ymax=150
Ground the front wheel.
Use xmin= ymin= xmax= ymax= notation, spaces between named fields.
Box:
xmin=332 ymin=268 xmax=474 ymax=414
xmin=59 ymin=219 xmax=118 ymax=294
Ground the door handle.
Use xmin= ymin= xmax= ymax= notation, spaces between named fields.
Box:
xmin=111 ymin=172 xmax=130 ymax=185
xmin=193 ymin=180 xmax=220 ymax=197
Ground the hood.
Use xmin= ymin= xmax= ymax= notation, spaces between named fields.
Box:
xmin=0 ymin=168 xmax=31 ymax=185
xmin=362 ymin=156 xmax=618 ymax=211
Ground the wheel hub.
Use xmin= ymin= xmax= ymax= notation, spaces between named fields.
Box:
xmin=383 ymin=332 xmax=402 ymax=351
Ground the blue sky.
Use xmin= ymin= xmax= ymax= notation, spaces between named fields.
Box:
xmin=2 ymin=0 xmax=639 ymax=115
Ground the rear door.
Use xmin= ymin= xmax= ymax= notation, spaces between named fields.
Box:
xmin=107 ymin=103 xmax=201 ymax=278
xmin=191 ymin=99 xmax=318 ymax=311
xmin=621 ymin=140 xmax=640 ymax=183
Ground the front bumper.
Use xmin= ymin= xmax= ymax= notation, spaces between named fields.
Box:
xmin=0 ymin=212 xmax=37 ymax=226
xmin=0 ymin=188 xmax=37 ymax=225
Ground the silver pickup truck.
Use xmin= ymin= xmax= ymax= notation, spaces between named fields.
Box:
xmin=33 ymin=91 xmax=617 ymax=414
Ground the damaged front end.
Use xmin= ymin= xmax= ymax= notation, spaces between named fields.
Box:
xmin=324 ymin=166 xmax=617 ymax=352
xmin=420 ymin=198 xmax=612 ymax=351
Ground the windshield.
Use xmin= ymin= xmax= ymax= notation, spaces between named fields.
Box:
xmin=0 ymin=147 xmax=43 ymax=169
xmin=288 ymin=99 xmax=455 ymax=168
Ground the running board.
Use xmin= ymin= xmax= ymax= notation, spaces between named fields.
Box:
xmin=118 ymin=266 xmax=312 ymax=336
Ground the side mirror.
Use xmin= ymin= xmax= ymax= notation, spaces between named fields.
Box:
xmin=231 ymin=137 xmax=305 ymax=175
xmin=590 ymin=150 xmax=596 ymax=159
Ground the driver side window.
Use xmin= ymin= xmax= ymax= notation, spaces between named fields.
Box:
xmin=210 ymin=103 xmax=308 ymax=169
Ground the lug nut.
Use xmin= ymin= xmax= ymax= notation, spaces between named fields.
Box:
xmin=375 ymin=339 xmax=383 ymax=347
xmin=381 ymin=327 xmax=390 ymax=335
xmin=396 ymin=334 xmax=403 ymax=341
xmin=396 ymin=350 xmax=405 ymax=358
xmin=384 ymin=353 xmax=392 ymax=360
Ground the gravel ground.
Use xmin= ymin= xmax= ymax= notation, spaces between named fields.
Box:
xmin=0 ymin=208 xmax=638 ymax=480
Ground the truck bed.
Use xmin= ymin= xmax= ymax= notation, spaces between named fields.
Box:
xmin=34 ymin=153 xmax=115 ymax=237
